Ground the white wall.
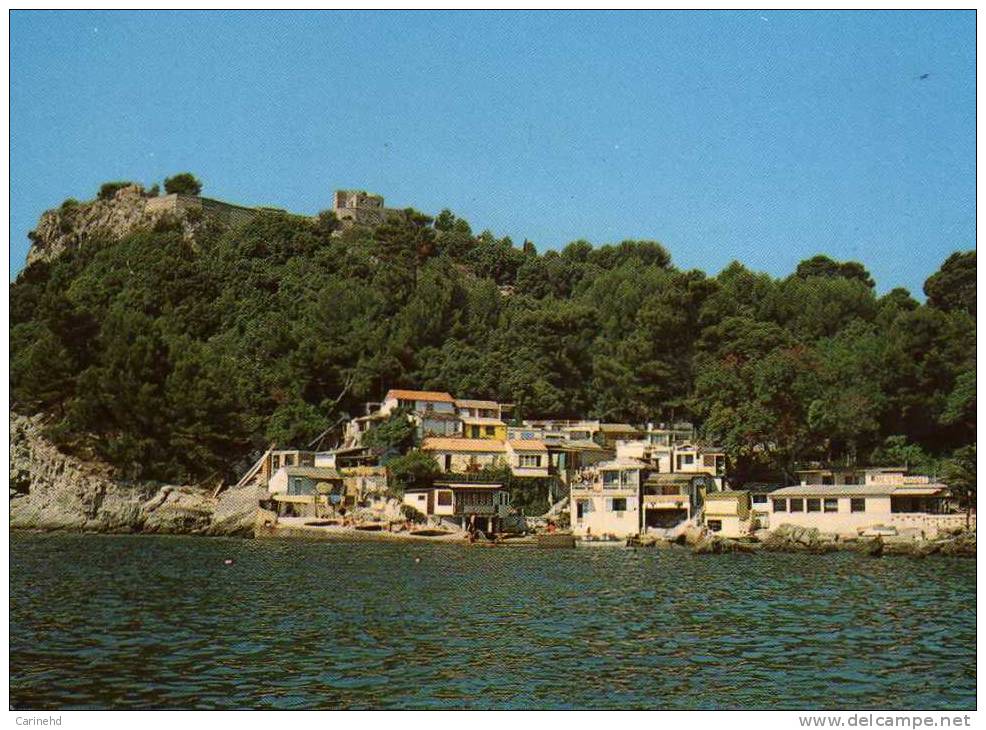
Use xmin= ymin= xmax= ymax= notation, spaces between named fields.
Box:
xmin=571 ymin=491 xmax=640 ymax=537
xmin=706 ymin=514 xmax=747 ymax=538
xmin=769 ymin=495 xmax=892 ymax=535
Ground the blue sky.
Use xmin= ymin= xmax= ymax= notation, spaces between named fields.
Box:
xmin=10 ymin=10 xmax=975 ymax=294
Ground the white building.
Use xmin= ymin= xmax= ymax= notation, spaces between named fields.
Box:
xmin=506 ymin=439 xmax=550 ymax=478
xmin=403 ymin=481 xmax=511 ymax=533
xmin=569 ymin=457 xmax=647 ymax=538
xmin=615 ymin=439 xmax=726 ymax=489
xmin=704 ymin=491 xmax=752 ymax=538
xmin=421 ymin=437 xmax=507 ymax=473
xmin=768 ymin=467 xmax=960 ymax=537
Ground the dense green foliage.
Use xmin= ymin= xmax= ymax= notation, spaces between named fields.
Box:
xmin=10 ymin=203 xmax=975 ymax=488
xmin=362 ymin=409 xmax=416 ymax=452
xmin=163 ymin=173 xmax=203 ymax=196
xmin=385 ymin=450 xmax=440 ymax=496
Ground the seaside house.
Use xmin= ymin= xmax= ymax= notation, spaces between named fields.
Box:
xmin=704 ymin=490 xmax=752 ymax=538
xmin=562 ymin=421 xmax=601 ymax=443
xmin=379 ymin=388 xmax=461 ymax=439
xmin=455 ymin=398 xmax=513 ymax=421
xmin=421 ymin=437 xmax=507 ymax=473
xmin=596 ymin=423 xmax=643 ymax=449
xmin=314 ymin=445 xmax=380 ymax=470
xmin=546 ymin=439 xmax=610 ymax=484
xmin=671 ymin=443 xmax=726 ymax=488
xmin=569 ymin=457 xmax=648 ymax=538
xmin=742 ymin=483 xmax=779 ymax=530
xmin=266 ymin=465 xmax=345 ymax=517
xmin=640 ymin=473 xmax=697 ymax=533
xmin=624 ymin=421 xmax=696 ymax=472
xmin=461 ymin=416 xmax=507 ymax=440
xmin=403 ymin=480 xmax=511 ymax=534
xmin=506 ymin=439 xmax=550 ymax=478
xmin=768 ymin=467 xmax=963 ymax=538
xmin=518 ymin=419 xmax=600 ymax=445
xmin=242 ymin=449 xmax=318 ymax=489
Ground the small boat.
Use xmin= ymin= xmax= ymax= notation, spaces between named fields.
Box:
xmin=354 ymin=523 xmax=384 ymax=532
xmin=409 ymin=529 xmax=453 ymax=537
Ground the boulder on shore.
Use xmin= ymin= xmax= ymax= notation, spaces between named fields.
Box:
xmin=761 ymin=524 xmax=838 ymax=553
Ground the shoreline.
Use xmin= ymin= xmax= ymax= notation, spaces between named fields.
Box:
xmin=10 ymin=522 xmax=976 ymax=557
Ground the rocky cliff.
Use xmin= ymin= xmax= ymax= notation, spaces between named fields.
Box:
xmin=9 ymin=412 xmax=265 ymax=537
xmin=26 ymin=184 xmax=204 ymax=266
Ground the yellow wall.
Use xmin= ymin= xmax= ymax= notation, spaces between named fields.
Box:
xmin=465 ymin=424 xmax=507 ymax=440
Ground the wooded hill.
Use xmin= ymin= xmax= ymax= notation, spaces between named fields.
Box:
xmin=10 ymin=186 xmax=976 ymax=489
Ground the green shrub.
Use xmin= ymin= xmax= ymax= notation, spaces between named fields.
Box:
xmin=401 ymin=504 xmax=427 ymax=524
xmin=164 ymin=173 xmax=202 ymax=196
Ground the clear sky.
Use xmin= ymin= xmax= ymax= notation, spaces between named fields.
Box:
xmin=10 ymin=10 xmax=975 ymax=294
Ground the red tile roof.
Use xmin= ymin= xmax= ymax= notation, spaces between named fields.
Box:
xmin=385 ymin=389 xmax=455 ymax=403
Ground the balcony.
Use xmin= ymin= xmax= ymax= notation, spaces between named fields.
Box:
xmin=643 ymin=494 xmax=689 ymax=509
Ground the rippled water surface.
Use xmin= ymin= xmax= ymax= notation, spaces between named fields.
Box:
xmin=9 ymin=532 xmax=976 ymax=709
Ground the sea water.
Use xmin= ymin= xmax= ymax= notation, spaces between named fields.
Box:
xmin=9 ymin=532 xmax=976 ymax=709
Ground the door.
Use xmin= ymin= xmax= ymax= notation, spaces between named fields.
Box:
xmin=444 ymin=454 xmax=452 ymax=471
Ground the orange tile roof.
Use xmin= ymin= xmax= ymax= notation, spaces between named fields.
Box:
xmin=385 ymin=389 xmax=455 ymax=403
xmin=508 ymin=439 xmax=548 ymax=452
xmin=421 ymin=437 xmax=507 ymax=453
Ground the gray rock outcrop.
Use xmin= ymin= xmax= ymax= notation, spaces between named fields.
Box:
xmin=9 ymin=412 xmax=261 ymax=537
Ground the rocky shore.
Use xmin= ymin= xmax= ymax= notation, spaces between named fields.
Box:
xmin=9 ymin=413 xmax=266 ymax=537
xmin=678 ymin=523 xmax=977 ymax=558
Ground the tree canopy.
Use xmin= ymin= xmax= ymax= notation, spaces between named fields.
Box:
xmin=10 ymin=203 xmax=975 ymax=487
xmin=163 ymin=173 xmax=203 ymax=196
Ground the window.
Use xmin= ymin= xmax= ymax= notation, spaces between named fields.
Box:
xmin=851 ymin=498 xmax=866 ymax=513
xmin=824 ymin=498 xmax=839 ymax=513
xmin=844 ymin=474 xmax=860 ymax=485
xmin=821 ymin=475 xmax=833 ymax=486
xmin=271 ymin=455 xmax=280 ymax=470
xmin=707 ymin=519 xmax=722 ymax=532
xmin=752 ymin=494 xmax=767 ymax=504
xmin=790 ymin=498 xmax=804 ymax=512
xmin=285 ymin=454 xmax=295 ymax=466
xmin=519 ymin=454 xmax=542 ymax=468
xmin=602 ymin=471 xmax=620 ymax=488
xmin=485 ymin=426 xmax=495 ymax=436
xmin=807 ymin=498 xmax=821 ymax=513
xmin=773 ymin=499 xmax=787 ymax=512
xmin=611 ymin=497 xmax=627 ymax=512
xmin=417 ymin=494 xmax=426 ymax=502
xmin=436 ymin=491 xmax=453 ymax=507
